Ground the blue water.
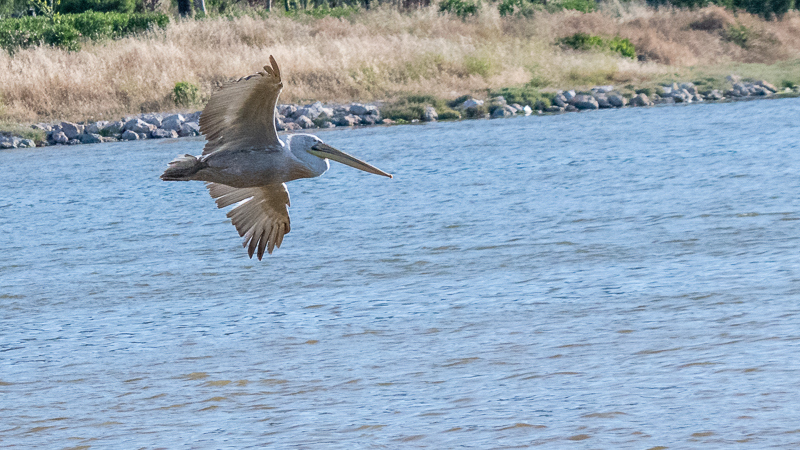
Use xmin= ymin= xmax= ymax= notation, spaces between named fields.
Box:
xmin=2 ymin=98 xmax=800 ymax=448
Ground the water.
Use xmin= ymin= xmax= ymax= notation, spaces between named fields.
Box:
xmin=2 ymin=98 xmax=800 ymax=448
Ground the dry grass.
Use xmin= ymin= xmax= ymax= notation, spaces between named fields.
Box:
xmin=1 ymin=4 xmax=799 ymax=123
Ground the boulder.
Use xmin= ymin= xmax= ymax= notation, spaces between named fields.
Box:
xmin=151 ymin=129 xmax=178 ymax=139
xmin=67 ymin=139 xmax=81 ymax=145
xmin=571 ymin=94 xmax=599 ymax=110
xmin=161 ymin=114 xmax=185 ymax=132
xmin=294 ymin=115 xmax=315 ymax=129
xmin=50 ymin=131 xmax=69 ymax=144
xmin=754 ymin=80 xmax=777 ymax=93
xmin=492 ymin=95 xmax=507 ymax=105
xmin=322 ymin=121 xmax=336 ymax=128
xmin=349 ymin=103 xmax=370 ymax=115
xmin=104 ymin=121 xmax=124 ymax=135
xmin=630 ymin=93 xmax=651 ymax=107
xmin=124 ymin=118 xmax=156 ymax=135
xmin=553 ymin=94 xmax=567 ymax=108
xmin=592 ymin=85 xmax=614 ymax=94
xmin=179 ymin=122 xmax=200 ymax=137
xmin=60 ymin=121 xmax=84 ymax=139
xmin=607 ymin=93 xmax=627 ymax=107
xmin=78 ymin=133 xmax=103 ymax=144
xmin=86 ymin=121 xmax=108 ymax=134
xmin=594 ymin=94 xmax=613 ymax=109
xmin=491 ymin=105 xmax=515 ymax=118
xmin=282 ymin=122 xmax=302 ymax=131
xmin=295 ymin=101 xmax=325 ymax=120
xmin=706 ymin=89 xmax=724 ymax=100
xmin=120 ymin=130 xmax=140 ymax=141
xmin=278 ymin=104 xmax=297 ymax=117
xmin=563 ymin=90 xmax=576 ymax=101
xmin=423 ymin=106 xmax=438 ymax=122
xmin=141 ymin=114 xmax=162 ymax=128
xmin=565 ymin=105 xmax=578 ymax=112
xmin=336 ymin=115 xmax=361 ymax=127
xmin=461 ymin=98 xmax=484 ymax=109
xmin=360 ymin=115 xmax=379 ymax=125
xmin=19 ymin=139 xmax=36 ymax=148
xmin=0 ymin=136 xmax=15 ymax=148
xmin=545 ymin=105 xmax=563 ymax=113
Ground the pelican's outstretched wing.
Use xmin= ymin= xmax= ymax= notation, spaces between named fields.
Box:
xmin=207 ymin=182 xmax=291 ymax=260
xmin=200 ymin=55 xmax=283 ymax=156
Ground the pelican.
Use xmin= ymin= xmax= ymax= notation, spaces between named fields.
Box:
xmin=160 ymin=56 xmax=392 ymax=259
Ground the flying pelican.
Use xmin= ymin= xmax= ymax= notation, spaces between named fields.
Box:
xmin=160 ymin=56 xmax=392 ymax=260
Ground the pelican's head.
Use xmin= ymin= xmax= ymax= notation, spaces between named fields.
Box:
xmin=290 ymin=134 xmax=393 ymax=179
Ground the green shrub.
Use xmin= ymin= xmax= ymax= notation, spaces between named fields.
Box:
xmin=172 ymin=81 xmax=200 ymax=107
xmin=439 ymin=0 xmax=481 ymax=17
xmin=0 ymin=12 xmax=169 ymax=52
xmin=463 ymin=56 xmax=492 ymax=77
xmin=57 ymin=0 xmax=136 ymax=14
xmin=550 ymin=0 xmax=596 ymax=12
xmin=646 ymin=0 xmax=795 ymax=18
xmin=437 ymin=109 xmax=461 ymax=120
xmin=723 ymin=23 xmax=752 ymax=48
xmin=559 ymin=33 xmax=636 ymax=59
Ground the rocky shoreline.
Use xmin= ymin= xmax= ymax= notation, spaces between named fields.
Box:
xmin=1 ymin=78 xmax=797 ymax=150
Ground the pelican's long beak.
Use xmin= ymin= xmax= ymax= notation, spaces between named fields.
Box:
xmin=310 ymin=143 xmax=393 ymax=178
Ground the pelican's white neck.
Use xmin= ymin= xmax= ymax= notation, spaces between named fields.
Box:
xmin=287 ymin=134 xmax=329 ymax=178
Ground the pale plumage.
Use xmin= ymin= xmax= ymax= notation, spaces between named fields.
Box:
xmin=161 ymin=56 xmax=392 ymax=259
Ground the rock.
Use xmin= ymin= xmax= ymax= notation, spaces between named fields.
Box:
xmin=50 ymin=131 xmax=69 ymax=144
xmin=294 ymin=115 xmax=315 ymax=129
xmin=67 ymin=139 xmax=81 ymax=145
xmin=141 ymin=114 xmax=162 ymax=128
xmin=510 ymin=103 xmax=523 ymax=112
xmin=104 ymin=120 xmax=124 ymax=135
xmin=657 ymin=96 xmax=676 ymax=104
xmin=60 ymin=121 xmax=84 ymax=139
xmin=151 ymin=128 xmax=178 ymax=139
xmin=282 ymin=122 xmax=302 ymax=131
xmin=360 ymin=115 xmax=379 ymax=125
xmin=726 ymin=74 xmax=741 ymax=83
xmin=161 ymin=114 xmax=185 ymax=132
xmin=295 ymin=101 xmax=325 ymax=120
xmin=461 ymin=98 xmax=484 ymax=109
xmin=563 ymin=90 xmax=576 ymax=101
xmin=349 ymin=103 xmax=370 ymax=115
xmin=19 ymin=139 xmax=36 ymax=148
xmin=594 ymin=94 xmax=613 ymax=109
xmin=592 ymin=85 xmax=614 ymax=94
xmin=754 ymin=80 xmax=777 ymax=92
xmin=124 ymin=118 xmax=156 ymax=135
xmin=78 ymin=133 xmax=103 ymax=144
xmin=336 ymin=114 xmax=361 ymax=127
xmin=565 ymin=105 xmax=578 ymax=112
xmin=553 ymin=94 xmax=567 ymax=108
xmin=32 ymin=123 xmax=52 ymax=132
xmin=545 ymin=105 xmax=563 ymax=113
xmin=0 ymin=137 xmax=15 ymax=148
xmin=185 ymin=111 xmax=202 ymax=123
xmin=571 ymin=94 xmax=599 ymax=110
xmin=86 ymin=121 xmax=108 ymax=134
xmin=120 ymin=130 xmax=140 ymax=140
xmin=423 ymin=106 xmax=438 ymax=122
xmin=607 ymin=93 xmax=627 ymax=107
xmin=707 ymin=89 xmax=724 ymax=100
xmin=380 ymin=119 xmax=395 ymax=125
xmin=492 ymin=95 xmax=507 ymax=105
xmin=491 ymin=105 xmax=515 ymax=118
xmin=630 ymin=93 xmax=651 ymax=107
xmin=322 ymin=121 xmax=336 ymax=128
xmin=179 ymin=122 xmax=200 ymax=137
xmin=278 ymin=104 xmax=297 ymax=117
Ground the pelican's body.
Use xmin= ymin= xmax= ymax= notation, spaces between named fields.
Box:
xmin=161 ymin=56 xmax=392 ymax=259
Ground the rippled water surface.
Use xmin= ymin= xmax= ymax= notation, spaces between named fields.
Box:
xmin=2 ymin=98 xmax=800 ymax=448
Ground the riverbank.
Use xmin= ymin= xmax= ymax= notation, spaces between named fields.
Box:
xmin=1 ymin=4 xmax=800 ymax=127
xmin=1 ymin=76 xmax=797 ymax=149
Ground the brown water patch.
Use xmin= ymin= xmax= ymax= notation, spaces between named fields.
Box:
xmin=647 ymin=447 xmax=669 ymax=450
xmin=304 ymin=340 xmax=319 ymax=345
xmin=158 ymin=404 xmax=188 ymax=410
xmin=0 ymin=380 xmax=13 ymax=386
xmin=64 ymin=446 xmax=91 ymax=450
xmin=259 ymin=378 xmax=289 ymax=385
xmin=567 ymin=434 xmax=591 ymax=440
xmin=204 ymin=396 xmax=227 ymax=402
xmin=346 ymin=424 xmax=385 ymax=432
xmin=397 ymin=434 xmax=425 ymax=442
xmin=636 ymin=347 xmax=683 ymax=355
xmin=27 ymin=426 xmax=56 ymax=433
xmin=303 ymin=304 xmax=325 ymax=309
xmin=145 ymin=393 xmax=167 ymax=400
xmin=498 ymin=423 xmax=547 ymax=430
xmin=583 ymin=411 xmax=628 ymax=418
xmin=204 ymin=380 xmax=232 ymax=387
xmin=181 ymin=372 xmax=209 ymax=380
xmin=617 ymin=329 xmax=635 ymax=334
xmin=445 ymin=427 xmax=462 ymax=432
xmin=443 ymin=357 xmax=480 ymax=367
xmin=235 ymin=380 xmax=248 ymax=386
xmin=678 ymin=362 xmax=720 ymax=369
xmin=691 ymin=431 xmax=715 ymax=437
xmin=123 ymin=378 xmax=143 ymax=383
xmin=199 ymin=405 xmax=219 ymax=411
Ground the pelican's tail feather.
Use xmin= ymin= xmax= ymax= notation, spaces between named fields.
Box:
xmin=160 ymin=154 xmax=206 ymax=181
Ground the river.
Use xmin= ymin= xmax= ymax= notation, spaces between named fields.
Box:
xmin=2 ymin=98 xmax=800 ymax=448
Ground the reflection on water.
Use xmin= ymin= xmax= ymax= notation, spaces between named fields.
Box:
xmin=2 ymin=98 xmax=800 ymax=448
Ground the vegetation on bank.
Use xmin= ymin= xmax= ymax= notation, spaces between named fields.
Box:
xmin=0 ymin=0 xmax=799 ymax=125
